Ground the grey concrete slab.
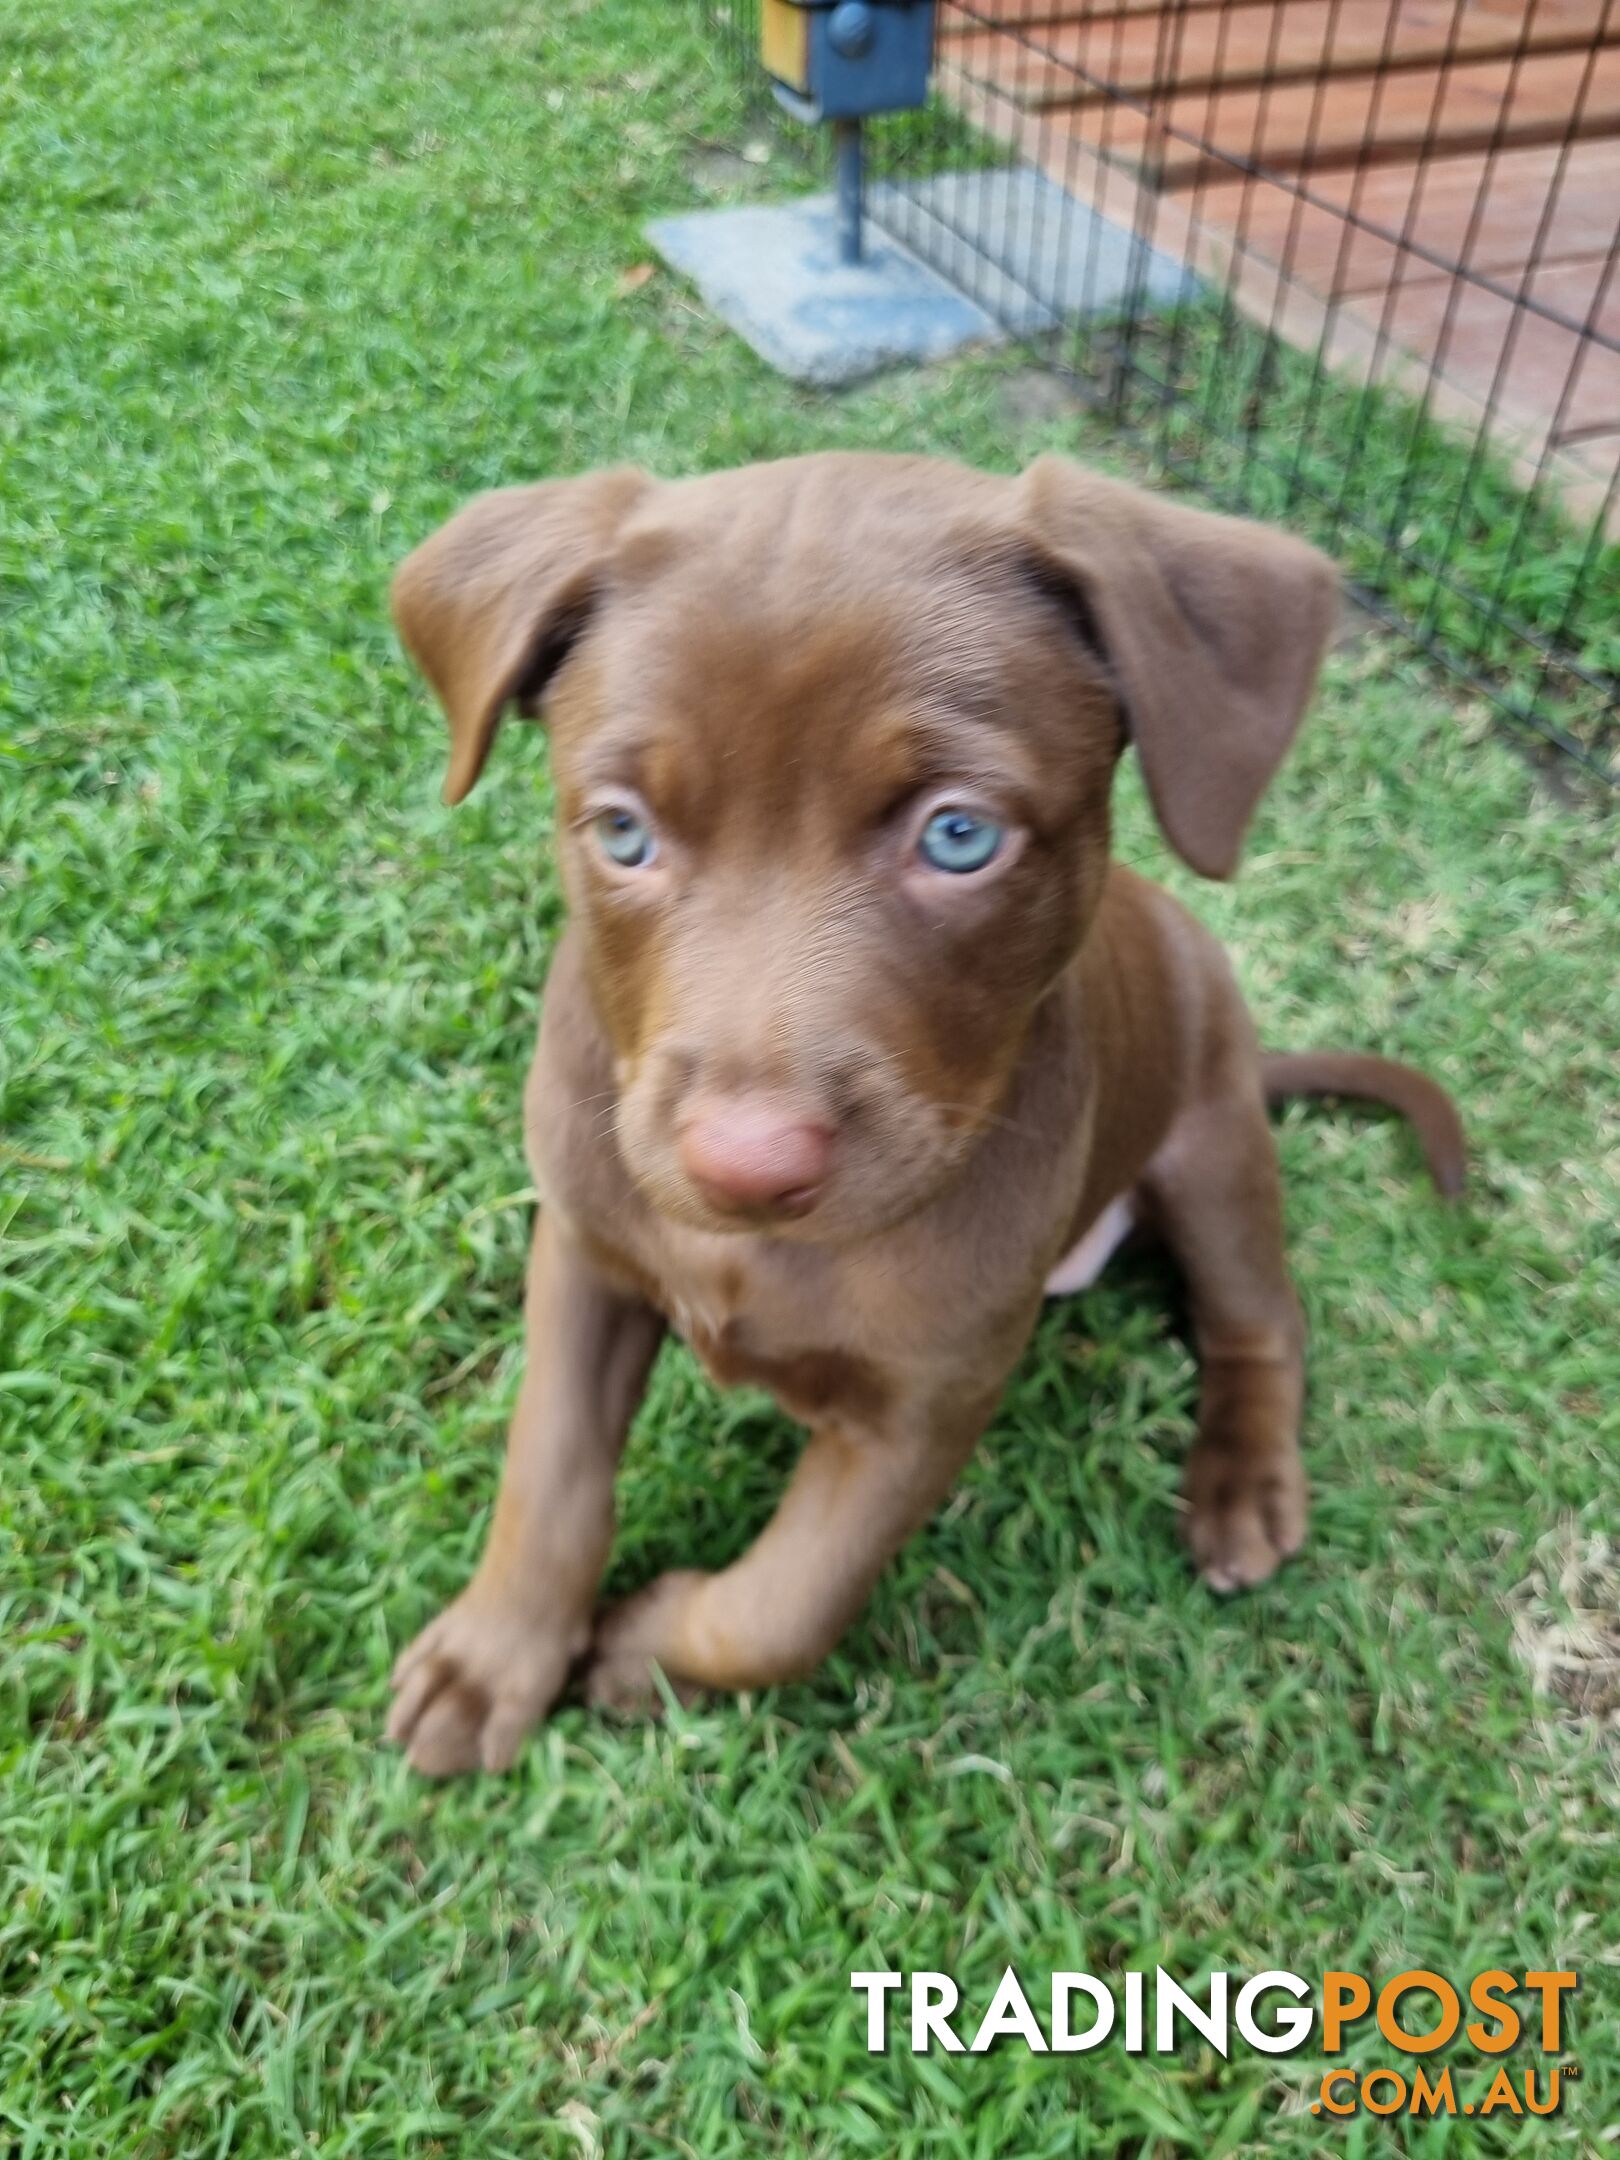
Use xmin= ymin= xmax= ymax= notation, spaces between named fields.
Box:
xmin=869 ymin=166 xmax=1196 ymax=334
xmin=648 ymin=196 xmax=1004 ymax=387
xmin=647 ymin=166 xmax=1198 ymax=386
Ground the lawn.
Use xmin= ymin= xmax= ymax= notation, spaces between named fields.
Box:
xmin=2 ymin=0 xmax=1617 ymax=2154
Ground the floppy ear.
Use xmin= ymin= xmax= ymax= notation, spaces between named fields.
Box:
xmin=1019 ymin=455 xmax=1339 ymax=878
xmin=390 ymin=468 xmax=652 ymax=804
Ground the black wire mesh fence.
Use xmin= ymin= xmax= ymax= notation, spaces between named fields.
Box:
xmin=699 ymin=0 xmax=1620 ymax=782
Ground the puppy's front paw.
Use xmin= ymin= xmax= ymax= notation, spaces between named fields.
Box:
xmin=386 ymin=1588 xmax=577 ymax=1775
xmin=1182 ymin=1438 xmax=1308 ymax=1593
xmin=581 ymin=1570 xmax=709 ymax=1716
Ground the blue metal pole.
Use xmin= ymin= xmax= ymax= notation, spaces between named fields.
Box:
xmin=834 ymin=117 xmax=863 ymax=264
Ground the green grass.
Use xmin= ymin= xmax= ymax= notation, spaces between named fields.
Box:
xmin=2 ymin=1 xmax=1617 ymax=2154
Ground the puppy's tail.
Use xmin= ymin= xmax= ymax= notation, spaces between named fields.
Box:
xmin=1261 ymin=1051 xmax=1467 ymax=1198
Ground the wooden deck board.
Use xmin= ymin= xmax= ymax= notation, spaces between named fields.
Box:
xmin=932 ymin=17 xmax=1620 ymax=529
xmin=941 ymin=0 xmax=1619 ymax=108
xmin=944 ymin=0 xmax=1258 ymax=24
xmin=1318 ymin=253 xmax=1620 ymax=438
xmin=1032 ymin=46 xmax=1620 ymax=186
xmin=1190 ymin=140 xmax=1620 ymax=294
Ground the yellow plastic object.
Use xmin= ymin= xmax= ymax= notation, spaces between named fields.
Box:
xmin=760 ymin=0 xmax=811 ymax=91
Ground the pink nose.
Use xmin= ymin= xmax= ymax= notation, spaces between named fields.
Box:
xmin=678 ymin=1096 xmax=834 ymax=1214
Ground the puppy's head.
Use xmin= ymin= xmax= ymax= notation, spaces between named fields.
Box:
xmin=393 ymin=454 xmax=1335 ymax=1240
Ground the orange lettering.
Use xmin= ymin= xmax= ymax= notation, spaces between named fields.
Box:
xmin=1481 ymin=2065 xmax=1524 ymax=2116
xmin=1364 ymin=2071 xmax=1407 ymax=2116
xmin=1319 ymin=2069 xmax=1357 ymax=2116
xmin=1465 ymin=1970 xmax=1520 ymax=2053
xmin=1524 ymin=1970 xmax=1577 ymax=2051
xmin=1525 ymin=2066 xmax=1562 ymax=2117
xmin=1322 ymin=1971 xmax=1371 ymax=2052
xmin=1376 ymin=1970 xmax=1461 ymax=2055
xmin=1410 ymin=2066 xmax=1457 ymax=2116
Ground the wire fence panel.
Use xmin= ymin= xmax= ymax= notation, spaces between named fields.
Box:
xmin=697 ymin=0 xmax=1619 ymax=782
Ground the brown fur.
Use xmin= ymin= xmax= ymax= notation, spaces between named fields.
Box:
xmin=383 ymin=451 xmax=1464 ymax=1775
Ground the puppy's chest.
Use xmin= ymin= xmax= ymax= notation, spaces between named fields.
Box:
xmin=622 ymin=1233 xmax=893 ymax=1429
xmin=678 ymin=1261 xmax=894 ymax=1425
xmin=688 ymin=1310 xmax=892 ymax=1428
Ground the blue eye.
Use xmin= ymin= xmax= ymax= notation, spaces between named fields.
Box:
xmin=919 ymin=807 xmax=1003 ymax=875
xmin=593 ymin=806 xmax=655 ymax=868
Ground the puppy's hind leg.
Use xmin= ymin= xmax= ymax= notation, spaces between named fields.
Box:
xmin=1144 ymin=1053 xmax=1308 ymax=1592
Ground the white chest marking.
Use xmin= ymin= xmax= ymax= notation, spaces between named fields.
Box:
xmin=1043 ymin=1193 xmax=1137 ymax=1296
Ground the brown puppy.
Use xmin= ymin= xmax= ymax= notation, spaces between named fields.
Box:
xmin=385 ymin=453 xmax=1464 ymax=1777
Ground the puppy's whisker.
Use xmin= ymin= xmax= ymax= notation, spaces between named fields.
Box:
xmin=930 ymin=1101 xmax=1042 ymax=1142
